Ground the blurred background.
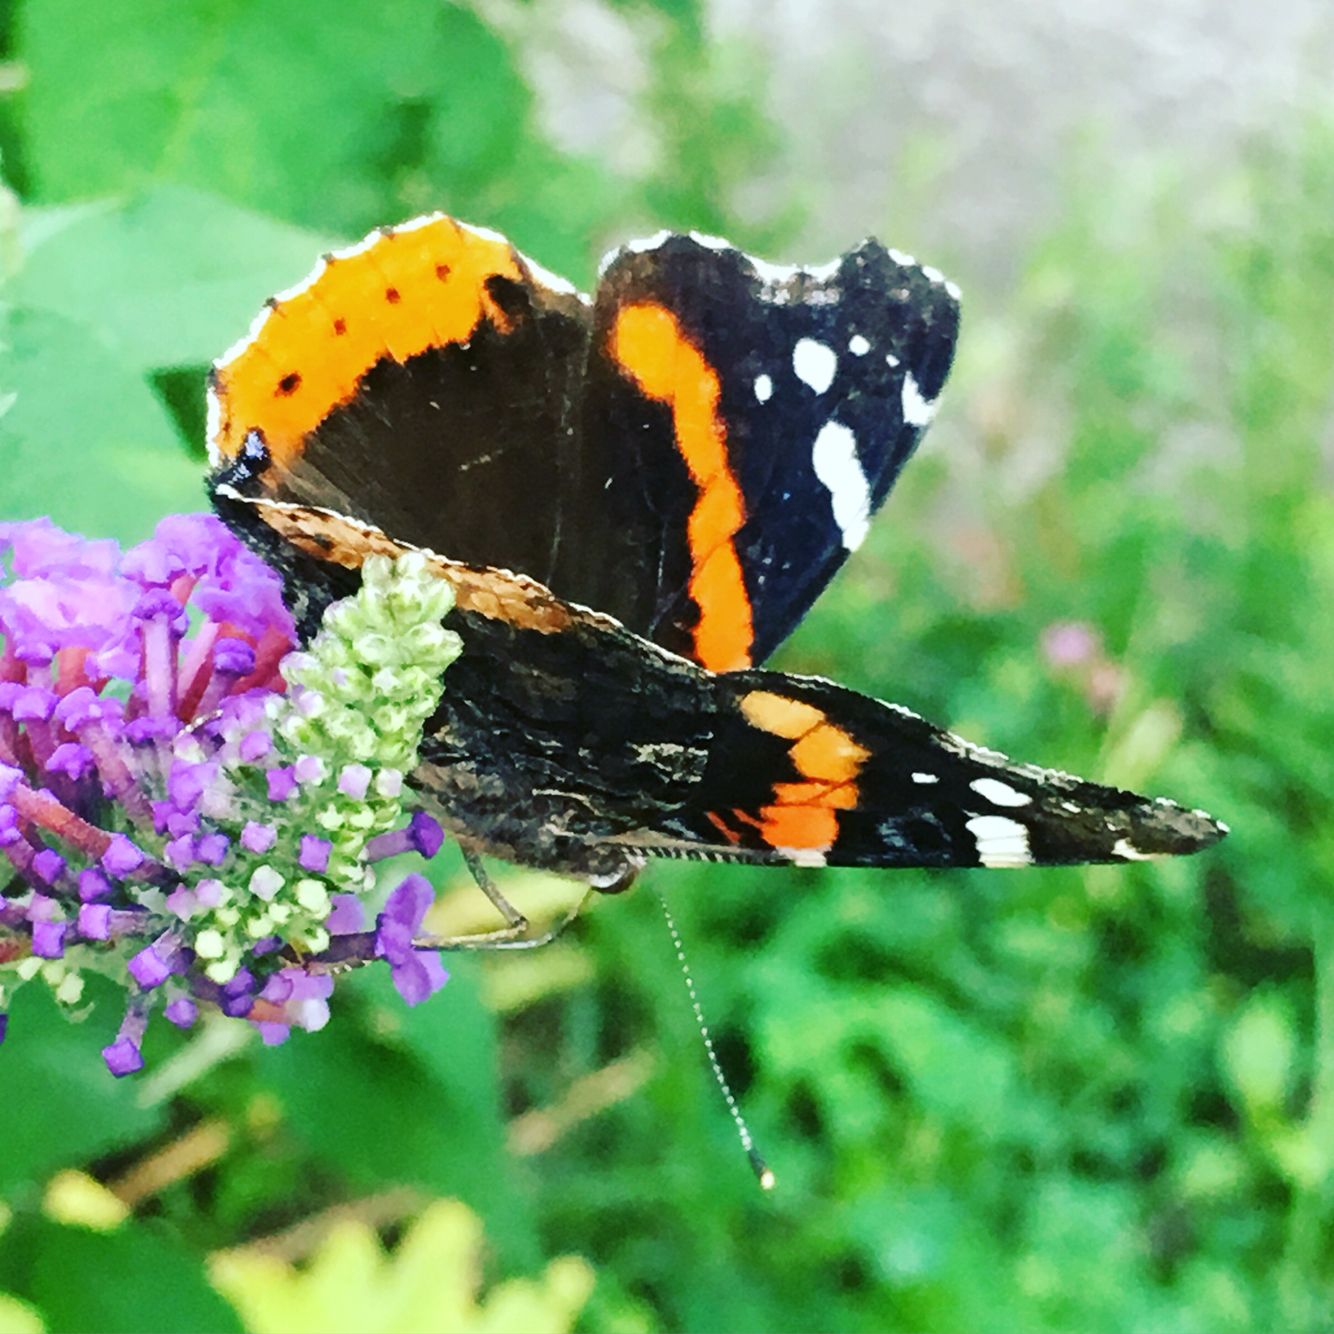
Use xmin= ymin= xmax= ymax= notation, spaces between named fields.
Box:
xmin=1 ymin=0 xmax=1331 ymax=1330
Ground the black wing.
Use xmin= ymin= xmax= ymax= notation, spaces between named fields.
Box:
xmin=561 ymin=233 xmax=960 ymax=669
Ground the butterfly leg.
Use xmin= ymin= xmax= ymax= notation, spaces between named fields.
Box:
xmin=424 ymin=891 xmax=591 ymax=952
xmin=461 ymin=846 xmax=530 ymax=932
xmin=415 ymin=849 xmax=584 ymax=950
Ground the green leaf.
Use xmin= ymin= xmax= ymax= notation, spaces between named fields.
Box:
xmin=259 ymin=966 xmax=537 ymax=1262
xmin=0 ymin=304 xmax=200 ymax=542
xmin=10 ymin=186 xmax=335 ymax=373
xmin=877 ymin=988 xmax=1021 ymax=1137
xmin=0 ymin=1216 xmax=242 ymax=1334
xmin=17 ymin=0 xmax=523 ymax=234
xmin=1221 ymin=990 xmax=1298 ymax=1119
xmin=0 ymin=982 xmax=166 ymax=1195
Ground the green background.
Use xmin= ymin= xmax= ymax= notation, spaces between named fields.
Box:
xmin=0 ymin=1 xmax=1330 ymax=1330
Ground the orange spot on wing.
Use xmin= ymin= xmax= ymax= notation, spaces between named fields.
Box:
xmin=755 ymin=805 xmax=839 ymax=851
xmin=739 ymin=690 xmax=825 ymax=739
xmin=609 ymin=302 xmax=753 ymax=671
xmin=212 ymin=218 xmax=522 ymax=472
xmin=705 ymin=810 xmax=743 ymax=844
xmin=738 ymin=689 xmax=871 ymax=851
xmin=770 ymin=780 xmax=858 ymax=810
xmin=790 ymin=724 xmax=870 ymax=785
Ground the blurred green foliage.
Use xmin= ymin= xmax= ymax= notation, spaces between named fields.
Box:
xmin=0 ymin=1 xmax=1329 ymax=1331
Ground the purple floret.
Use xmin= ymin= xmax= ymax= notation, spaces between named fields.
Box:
xmin=102 ymin=1036 xmax=144 ymax=1077
xmin=375 ymin=874 xmax=449 ymax=1006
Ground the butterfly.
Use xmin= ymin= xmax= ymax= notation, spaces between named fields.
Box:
xmin=204 ymin=214 xmax=1225 ymax=935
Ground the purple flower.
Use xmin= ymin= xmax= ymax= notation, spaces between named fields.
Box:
xmin=0 ymin=569 xmax=139 ymax=666
xmin=1041 ymin=621 xmax=1100 ymax=669
xmin=168 ymin=760 xmax=217 ymax=814
xmin=164 ymin=997 xmax=198 ymax=1029
xmin=32 ymin=848 xmax=66 ymax=886
xmin=238 ymin=730 xmax=272 ymax=763
xmin=13 ymin=687 xmax=55 ymax=722
xmin=195 ymin=831 xmax=230 ymax=866
xmin=1 ymin=518 xmax=119 ymax=579
xmin=242 ymin=821 xmax=277 ymax=854
xmin=32 ymin=920 xmax=68 ymax=958
xmin=102 ymin=1036 xmax=144 ymax=1077
xmin=326 ymin=894 xmax=365 ymax=935
xmin=0 ymin=514 xmax=457 ymax=1074
xmin=79 ymin=868 xmax=113 ymax=902
xmin=299 ymin=836 xmax=332 ymax=873
xmin=213 ymin=638 xmax=256 ymax=678
xmin=78 ymin=903 xmax=112 ymax=940
xmin=365 ymin=810 xmax=445 ymax=863
xmin=375 ymin=874 xmax=448 ymax=1006
xmin=46 ymin=742 xmax=95 ymax=781
xmin=129 ymin=944 xmax=173 ymax=989
xmin=101 ymin=834 xmax=145 ymax=878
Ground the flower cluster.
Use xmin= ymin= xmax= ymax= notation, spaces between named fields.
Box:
xmin=0 ymin=515 xmax=462 ymax=1073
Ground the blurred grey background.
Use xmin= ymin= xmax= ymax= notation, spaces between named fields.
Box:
xmin=505 ymin=0 xmax=1334 ymax=285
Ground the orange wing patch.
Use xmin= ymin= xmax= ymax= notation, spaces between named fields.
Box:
xmin=609 ymin=302 xmax=754 ymax=673
xmin=209 ymin=217 xmax=524 ymax=474
xmin=735 ymin=689 xmax=871 ymax=855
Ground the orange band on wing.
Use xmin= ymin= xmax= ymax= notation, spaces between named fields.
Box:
xmin=609 ymin=302 xmax=754 ymax=672
xmin=211 ymin=217 xmax=523 ymax=472
xmin=738 ymin=689 xmax=871 ymax=852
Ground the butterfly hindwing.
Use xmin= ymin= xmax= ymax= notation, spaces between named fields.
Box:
xmin=628 ymin=672 xmax=1224 ymax=868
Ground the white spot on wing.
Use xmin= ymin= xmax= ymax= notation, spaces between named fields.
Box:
xmin=521 ymin=255 xmax=581 ymax=298
xmin=886 ymin=352 xmax=901 ymax=368
xmin=754 ymin=373 xmax=773 ymax=402
xmin=271 ymin=256 xmax=330 ymax=306
xmin=781 ymin=847 xmax=828 ymax=867
xmin=793 ymin=338 xmax=837 ymax=394
xmin=902 ymin=372 xmax=937 ymax=427
xmin=748 ymin=256 xmax=800 ymax=286
xmin=599 ymin=229 xmax=673 ymax=275
xmin=848 ymin=333 xmax=870 ymax=356
xmin=922 ymin=265 xmax=945 ymax=284
xmin=811 ymin=421 xmax=871 ymax=551
xmin=205 ymin=389 xmax=222 ymax=466
xmin=688 ymin=230 xmax=731 ymax=251
xmin=970 ymin=777 xmax=1032 ymax=808
xmin=965 ymin=814 xmax=1032 ymax=867
xmin=394 ymin=212 xmax=447 ymax=235
xmin=911 ymin=772 xmax=939 ymax=784
xmin=888 ymin=248 xmax=916 ymax=267
xmin=1112 ymin=838 xmax=1155 ymax=861
xmin=459 ymin=221 xmax=507 ymax=245
xmin=329 ymin=231 xmax=381 ymax=262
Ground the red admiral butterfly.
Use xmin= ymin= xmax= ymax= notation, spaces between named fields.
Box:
xmin=205 ymin=215 xmax=1225 ymax=918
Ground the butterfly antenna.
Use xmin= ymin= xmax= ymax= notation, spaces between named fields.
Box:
xmin=656 ymin=891 xmax=775 ymax=1191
